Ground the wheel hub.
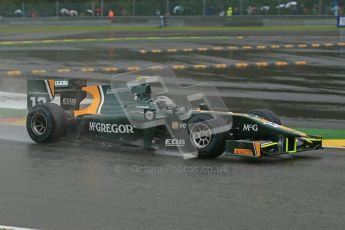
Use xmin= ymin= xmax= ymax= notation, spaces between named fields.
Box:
xmin=31 ymin=113 xmax=48 ymax=136
xmin=190 ymin=123 xmax=211 ymax=149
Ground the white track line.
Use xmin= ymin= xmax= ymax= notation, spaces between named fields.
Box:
xmin=0 ymin=225 xmax=37 ymax=230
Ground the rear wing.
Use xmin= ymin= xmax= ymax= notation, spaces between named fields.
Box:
xmin=27 ymin=79 xmax=86 ymax=110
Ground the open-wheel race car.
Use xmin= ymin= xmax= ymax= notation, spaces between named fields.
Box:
xmin=26 ymin=68 xmax=322 ymax=159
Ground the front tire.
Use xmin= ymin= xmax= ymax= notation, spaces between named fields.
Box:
xmin=26 ymin=103 xmax=67 ymax=143
xmin=187 ymin=114 xmax=225 ymax=159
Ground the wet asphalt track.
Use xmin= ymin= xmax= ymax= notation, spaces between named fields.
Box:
xmin=0 ymin=129 xmax=344 ymax=230
xmin=0 ymin=29 xmax=344 ymax=229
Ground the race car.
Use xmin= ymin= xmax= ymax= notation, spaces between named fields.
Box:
xmin=26 ymin=73 xmax=322 ymax=159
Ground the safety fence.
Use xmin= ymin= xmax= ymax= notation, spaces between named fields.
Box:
xmin=0 ymin=0 xmax=344 ymax=17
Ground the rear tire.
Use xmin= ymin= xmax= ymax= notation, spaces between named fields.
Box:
xmin=187 ymin=114 xmax=225 ymax=159
xmin=26 ymin=103 xmax=67 ymax=143
xmin=249 ymin=109 xmax=282 ymax=125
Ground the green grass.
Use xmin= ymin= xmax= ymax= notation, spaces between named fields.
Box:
xmin=0 ymin=108 xmax=27 ymax=118
xmin=0 ymin=25 xmax=342 ymax=46
xmin=295 ymin=128 xmax=345 ymax=139
xmin=0 ymin=25 xmax=342 ymax=33
xmin=0 ymin=35 xmax=233 ymax=47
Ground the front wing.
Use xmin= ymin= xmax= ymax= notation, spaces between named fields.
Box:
xmin=225 ymin=136 xmax=322 ymax=157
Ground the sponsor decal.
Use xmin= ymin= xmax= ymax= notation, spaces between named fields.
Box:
xmin=89 ymin=122 xmax=134 ymax=134
xmin=137 ymin=105 xmax=150 ymax=109
xmin=234 ymin=148 xmax=253 ymax=155
xmin=243 ymin=124 xmax=258 ymax=131
xmin=165 ymin=139 xmax=185 ymax=147
xmin=144 ymin=110 xmax=155 ymax=120
xmin=171 ymin=122 xmax=179 ymax=129
xmin=172 ymin=122 xmax=187 ymax=129
xmin=54 ymin=80 xmax=69 ymax=87
xmin=106 ymin=87 xmax=130 ymax=94
xmin=264 ymin=121 xmax=279 ymax=128
xmin=62 ymin=98 xmax=77 ymax=105
xmin=29 ymin=91 xmax=49 ymax=95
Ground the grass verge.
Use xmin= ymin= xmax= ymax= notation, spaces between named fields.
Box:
xmin=295 ymin=128 xmax=345 ymax=139
xmin=0 ymin=108 xmax=27 ymax=118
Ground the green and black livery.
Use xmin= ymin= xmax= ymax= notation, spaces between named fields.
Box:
xmin=26 ymin=78 xmax=322 ymax=159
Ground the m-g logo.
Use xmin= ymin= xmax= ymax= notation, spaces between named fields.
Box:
xmin=243 ymin=124 xmax=258 ymax=132
xmin=89 ymin=122 xmax=134 ymax=134
xmin=165 ymin=139 xmax=185 ymax=147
